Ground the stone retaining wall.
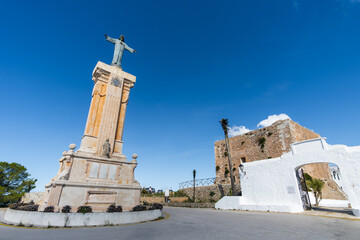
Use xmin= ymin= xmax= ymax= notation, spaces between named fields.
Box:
xmin=164 ymin=202 xmax=215 ymax=208
xmin=141 ymin=197 xmax=188 ymax=204
xmin=180 ymin=184 xmax=240 ymax=202
xmin=3 ymin=208 xmax=162 ymax=227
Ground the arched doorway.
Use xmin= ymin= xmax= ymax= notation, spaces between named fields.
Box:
xmin=295 ymin=162 xmax=349 ymax=212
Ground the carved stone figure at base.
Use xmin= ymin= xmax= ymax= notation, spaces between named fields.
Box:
xmin=102 ymin=139 xmax=111 ymax=158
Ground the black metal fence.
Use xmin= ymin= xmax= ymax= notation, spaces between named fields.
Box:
xmin=179 ymin=177 xmax=217 ymax=189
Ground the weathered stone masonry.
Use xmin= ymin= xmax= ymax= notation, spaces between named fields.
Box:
xmin=214 ymin=119 xmax=346 ymax=200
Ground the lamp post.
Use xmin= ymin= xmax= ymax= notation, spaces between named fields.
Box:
xmin=193 ymin=169 xmax=196 ymax=202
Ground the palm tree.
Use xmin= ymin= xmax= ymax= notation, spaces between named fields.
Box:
xmin=306 ymin=175 xmax=324 ymax=206
xmin=193 ymin=169 xmax=196 ymax=202
xmin=220 ymin=118 xmax=236 ymax=196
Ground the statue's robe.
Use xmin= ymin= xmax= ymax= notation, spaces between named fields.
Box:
xmin=106 ymin=36 xmax=135 ymax=68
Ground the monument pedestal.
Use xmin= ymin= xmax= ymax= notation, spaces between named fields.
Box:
xmin=40 ymin=62 xmax=141 ymax=212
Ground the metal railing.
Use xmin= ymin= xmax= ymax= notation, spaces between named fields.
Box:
xmin=179 ymin=177 xmax=218 ymax=189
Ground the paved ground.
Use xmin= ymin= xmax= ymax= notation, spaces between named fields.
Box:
xmin=1 ymin=207 xmax=360 ymax=240
xmin=301 ymin=206 xmax=360 ymax=220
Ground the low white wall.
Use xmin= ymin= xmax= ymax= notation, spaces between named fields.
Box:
xmin=318 ymin=199 xmax=350 ymax=208
xmin=308 ymin=192 xmax=350 ymax=208
xmin=215 ymin=196 xmax=303 ymax=213
xmin=3 ymin=209 xmax=162 ymax=227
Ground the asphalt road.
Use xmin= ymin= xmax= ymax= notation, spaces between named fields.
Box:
xmin=1 ymin=207 xmax=360 ymax=240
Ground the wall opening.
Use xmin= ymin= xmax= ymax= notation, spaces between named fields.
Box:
xmin=295 ymin=162 xmax=350 ymax=213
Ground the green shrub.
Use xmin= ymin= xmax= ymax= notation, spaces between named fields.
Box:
xmin=150 ymin=203 xmax=163 ymax=210
xmin=173 ymin=190 xmax=187 ymax=197
xmin=141 ymin=188 xmax=148 ymax=195
xmin=107 ymin=204 xmax=122 ymax=212
xmin=224 ymin=168 xmax=229 ymax=177
xmin=115 ymin=206 xmax=122 ymax=212
xmin=216 ymin=166 xmax=220 ymax=172
xmin=44 ymin=206 xmax=54 ymax=212
xmin=131 ymin=205 xmax=146 ymax=212
xmin=61 ymin=205 xmax=72 ymax=213
xmin=257 ymin=137 xmax=266 ymax=149
xmin=77 ymin=206 xmax=92 ymax=213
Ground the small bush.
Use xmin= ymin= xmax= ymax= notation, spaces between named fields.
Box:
xmin=257 ymin=137 xmax=266 ymax=149
xmin=44 ymin=206 xmax=55 ymax=212
xmin=115 ymin=206 xmax=122 ymax=212
xmin=224 ymin=168 xmax=229 ymax=177
xmin=61 ymin=205 xmax=72 ymax=213
xmin=268 ymin=132 xmax=273 ymax=137
xmin=106 ymin=204 xmax=123 ymax=213
xmin=107 ymin=204 xmax=116 ymax=213
xmin=18 ymin=205 xmax=39 ymax=211
xmin=173 ymin=190 xmax=187 ymax=197
xmin=77 ymin=206 xmax=92 ymax=213
xmin=216 ymin=165 xmax=220 ymax=172
xmin=131 ymin=205 xmax=146 ymax=212
xmin=141 ymin=188 xmax=148 ymax=195
xmin=150 ymin=203 xmax=163 ymax=210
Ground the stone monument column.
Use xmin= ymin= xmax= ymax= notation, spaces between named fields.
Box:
xmin=40 ymin=35 xmax=141 ymax=212
xmin=79 ymin=61 xmax=136 ymax=159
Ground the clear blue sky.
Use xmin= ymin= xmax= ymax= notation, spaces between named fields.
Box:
xmin=1 ymin=0 xmax=360 ymax=192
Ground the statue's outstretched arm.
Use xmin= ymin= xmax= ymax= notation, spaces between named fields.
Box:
xmin=105 ymin=35 xmax=117 ymax=44
xmin=125 ymin=43 xmax=136 ymax=53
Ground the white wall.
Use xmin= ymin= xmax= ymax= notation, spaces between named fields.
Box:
xmin=307 ymin=192 xmax=350 ymax=208
xmin=3 ymin=209 xmax=163 ymax=227
xmin=216 ymin=138 xmax=360 ymax=217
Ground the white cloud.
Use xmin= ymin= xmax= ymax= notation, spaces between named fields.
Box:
xmin=228 ymin=125 xmax=252 ymax=137
xmin=257 ymin=114 xmax=291 ymax=128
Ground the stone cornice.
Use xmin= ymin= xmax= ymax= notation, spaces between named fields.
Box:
xmin=92 ymin=61 xmax=136 ymax=84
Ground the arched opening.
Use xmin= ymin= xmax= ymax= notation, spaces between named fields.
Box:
xmin=295 ymin=162 xmax=351 ymax=215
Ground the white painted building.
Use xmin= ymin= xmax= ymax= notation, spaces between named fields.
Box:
xmin=216 ymin=138 xmax=360 ymax=217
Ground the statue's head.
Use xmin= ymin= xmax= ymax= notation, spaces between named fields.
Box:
xmin=106 ymin=139 xmax=109 ymax=142
xmin=119 ymin=35 xmax=125 ymax=42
